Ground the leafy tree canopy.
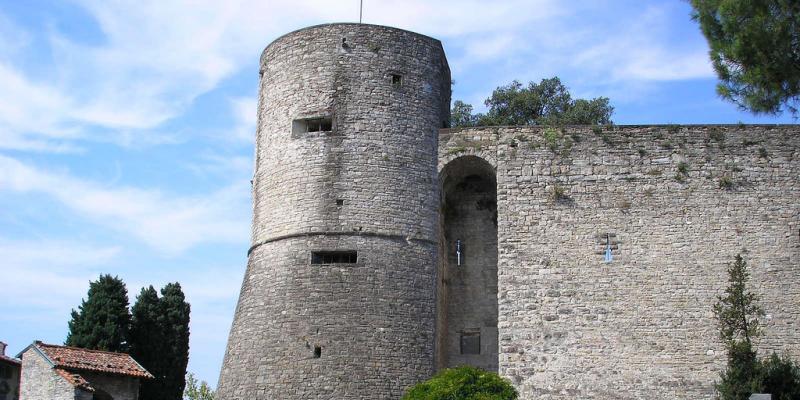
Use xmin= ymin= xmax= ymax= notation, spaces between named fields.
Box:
xmin=184 ymin=373 xmax=215 ymax=400
xmin=66 ymin=274 xmax=131 ymax=352
xmin=402 ymin=366 xmax=518 ymax=400
xmin=450 ymin=77 xmax=613 ymax=128
xmin=690 ymin=0 xmax=800 ymax=116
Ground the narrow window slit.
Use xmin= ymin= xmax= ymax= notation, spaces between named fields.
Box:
xmin=292 ymin=116 xmax=333 ymax=135
xmin=313 ymin=346 xmax=321 ymax=358
xmin=311 ymin=251 xmax=357 ymax=264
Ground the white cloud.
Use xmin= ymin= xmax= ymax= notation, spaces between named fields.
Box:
xmin=0 ymin=155 xmax=249 ymax=254
xmin=229 ymin=96 xmax=258 ymax=143
xmin=0 ymin=239 xmax=121 ymax=310
xmin=0 ymin=0 xmax=717 ymax=153
xmin=571 ymin=4 xmax=714 ymax=84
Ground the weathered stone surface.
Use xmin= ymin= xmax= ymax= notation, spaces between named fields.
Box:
xmin=217 ymin=23 xmax=450 ymax=400
xmin=440 ymin=125 xmax=800 ymax=399
xmin=219 ymin=22 xmax=800 ymax=400
xmin=19 ymin=348 xmax=77 ymax=400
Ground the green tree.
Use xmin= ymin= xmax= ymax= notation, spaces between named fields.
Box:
xmin=129 ymin=283 xmax=191 ymax=400
xmin=184 ymin=373 xmax=215 ymax=400
xmin=690 ymin=0 xmax=800 ymax=116
xmin=451 ymin=100 xmax=478 ymax=128
xmin=713 ymin=254 xmax=765 ymax=399
xmin=450 ymin=77 xmax=613 ymax=128
xmin=129 ymin=286 xmax=165 ymax=400
xmin=760 ymin=353 xmax=800 ymax=400
xmin=66 ymin=274 xmax=131 ymax=352
xmin=161 ymin=283 xmax=191 ymax=400
xmin=402 ymin=366 xmax=518 ymax=400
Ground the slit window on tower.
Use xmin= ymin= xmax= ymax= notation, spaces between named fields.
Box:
xmin=292 ymin=117 xmax=332 ymax=134
xmin=311 ymin=251 xmax=357 ymax=264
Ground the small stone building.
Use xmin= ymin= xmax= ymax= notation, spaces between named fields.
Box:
xmin=17 ymin=341 xmax=152 ymax=400
xmin=0 ymin=342 xmax=21 ymax=400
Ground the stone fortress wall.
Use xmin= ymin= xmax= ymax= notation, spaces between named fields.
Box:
xmin=439 ymin=125 xmax=800 ymax=399
xmin=217 ymin=24 xmax=450 ymax=399
xmin=218 ymin=21 xmax=800 ymax=400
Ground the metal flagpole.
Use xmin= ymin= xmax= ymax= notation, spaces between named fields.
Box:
xmin=359 ymin=0 xmax=363 ymax=23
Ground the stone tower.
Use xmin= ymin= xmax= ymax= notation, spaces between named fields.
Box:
xmin=217 ymin=24 xmax=450 ymax=399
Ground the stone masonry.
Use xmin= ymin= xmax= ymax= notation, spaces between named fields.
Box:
xmin=219 ymin=22 xmax=800 ymax=400
xmin=216 ymin=23 xmax=450 ymax=400
xmin=440 ymin=125 xmax=800 ymax=399
xmin=19 ymin=347 xmax=83 ymax=400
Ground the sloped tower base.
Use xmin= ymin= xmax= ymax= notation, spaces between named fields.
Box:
xmin=217 ymin=24 xmax=451 ymax=399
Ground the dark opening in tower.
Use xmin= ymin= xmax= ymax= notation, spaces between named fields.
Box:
xmin=436 ymin=155 xmax=498 ymax=372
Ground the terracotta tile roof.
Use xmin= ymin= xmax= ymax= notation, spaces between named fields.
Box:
xmin=0 ymin=354 xmax=21 ymax=366
xmin=54 ymin=368 xmax=95 ymax=392
xmin=34 ymin=342 xmax=153 ymax=379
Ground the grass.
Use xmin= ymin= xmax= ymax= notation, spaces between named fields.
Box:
xmin=446 ymin=146 xmax=466 ymax=155
xmin=647 ymin=168 xmax=663 ymax=176
xmin=719 ymin=175 xmax=734 ymax=190
xmin=709 ymin=127 xmax=725 ymax=144
xmin=543 ymin=128 xmax=560 ymax=152
xmin=551 ymin=184 xmax=571 ymax=203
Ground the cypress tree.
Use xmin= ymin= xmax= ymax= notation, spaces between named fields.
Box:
xmin=160 ymin=283 xmax=190 ymax=400
xmin=66 ymin=274 xmax=131 ymax=352
xmin=129 ymin=286 xmax=165 ymax=400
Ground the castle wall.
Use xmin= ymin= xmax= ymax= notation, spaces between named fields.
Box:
xmin=218 ymin=24 xmax=450 ymax=400
xmin=439 ymin=125 xmax=800 ymax=399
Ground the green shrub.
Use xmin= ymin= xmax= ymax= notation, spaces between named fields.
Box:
xmin=760 ymin=353 xmax=800 ymax=400
xmin=402 ymin=366 xmax=518 ymax=400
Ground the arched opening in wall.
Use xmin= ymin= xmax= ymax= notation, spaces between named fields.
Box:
xmin=436 ymin=155 xmax=498 ymax=372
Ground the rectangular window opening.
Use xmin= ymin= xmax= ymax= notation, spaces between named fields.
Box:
xmin=313 ymin=346 xmax=322 ymax=358
xmin=292 ymin=116 xmax=333 ymax=135
xmin=460 ymin=331 xmax=481 ymax=355
xmin=311 ymin=250 xmax=357 ymax=264
xmin=391 ymin=74 xmax=402 ymax=88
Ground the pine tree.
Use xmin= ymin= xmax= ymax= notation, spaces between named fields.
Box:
xmin=66 ymin=274 xmax=131 ymax=352
xmin=713 ymin=254 xmax=765 ymax=400
xmin=161 ymin=283 xmax=191 ymax=400
xmin=129 ymin=286 xmax=165 ymax=400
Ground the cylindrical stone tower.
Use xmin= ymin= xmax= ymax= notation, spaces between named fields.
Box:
xmin=217 ymin=24 xmax=450 ymax=399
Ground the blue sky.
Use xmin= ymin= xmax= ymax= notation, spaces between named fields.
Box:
xmin=0 ymin=0 xmax=795 ymax=388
